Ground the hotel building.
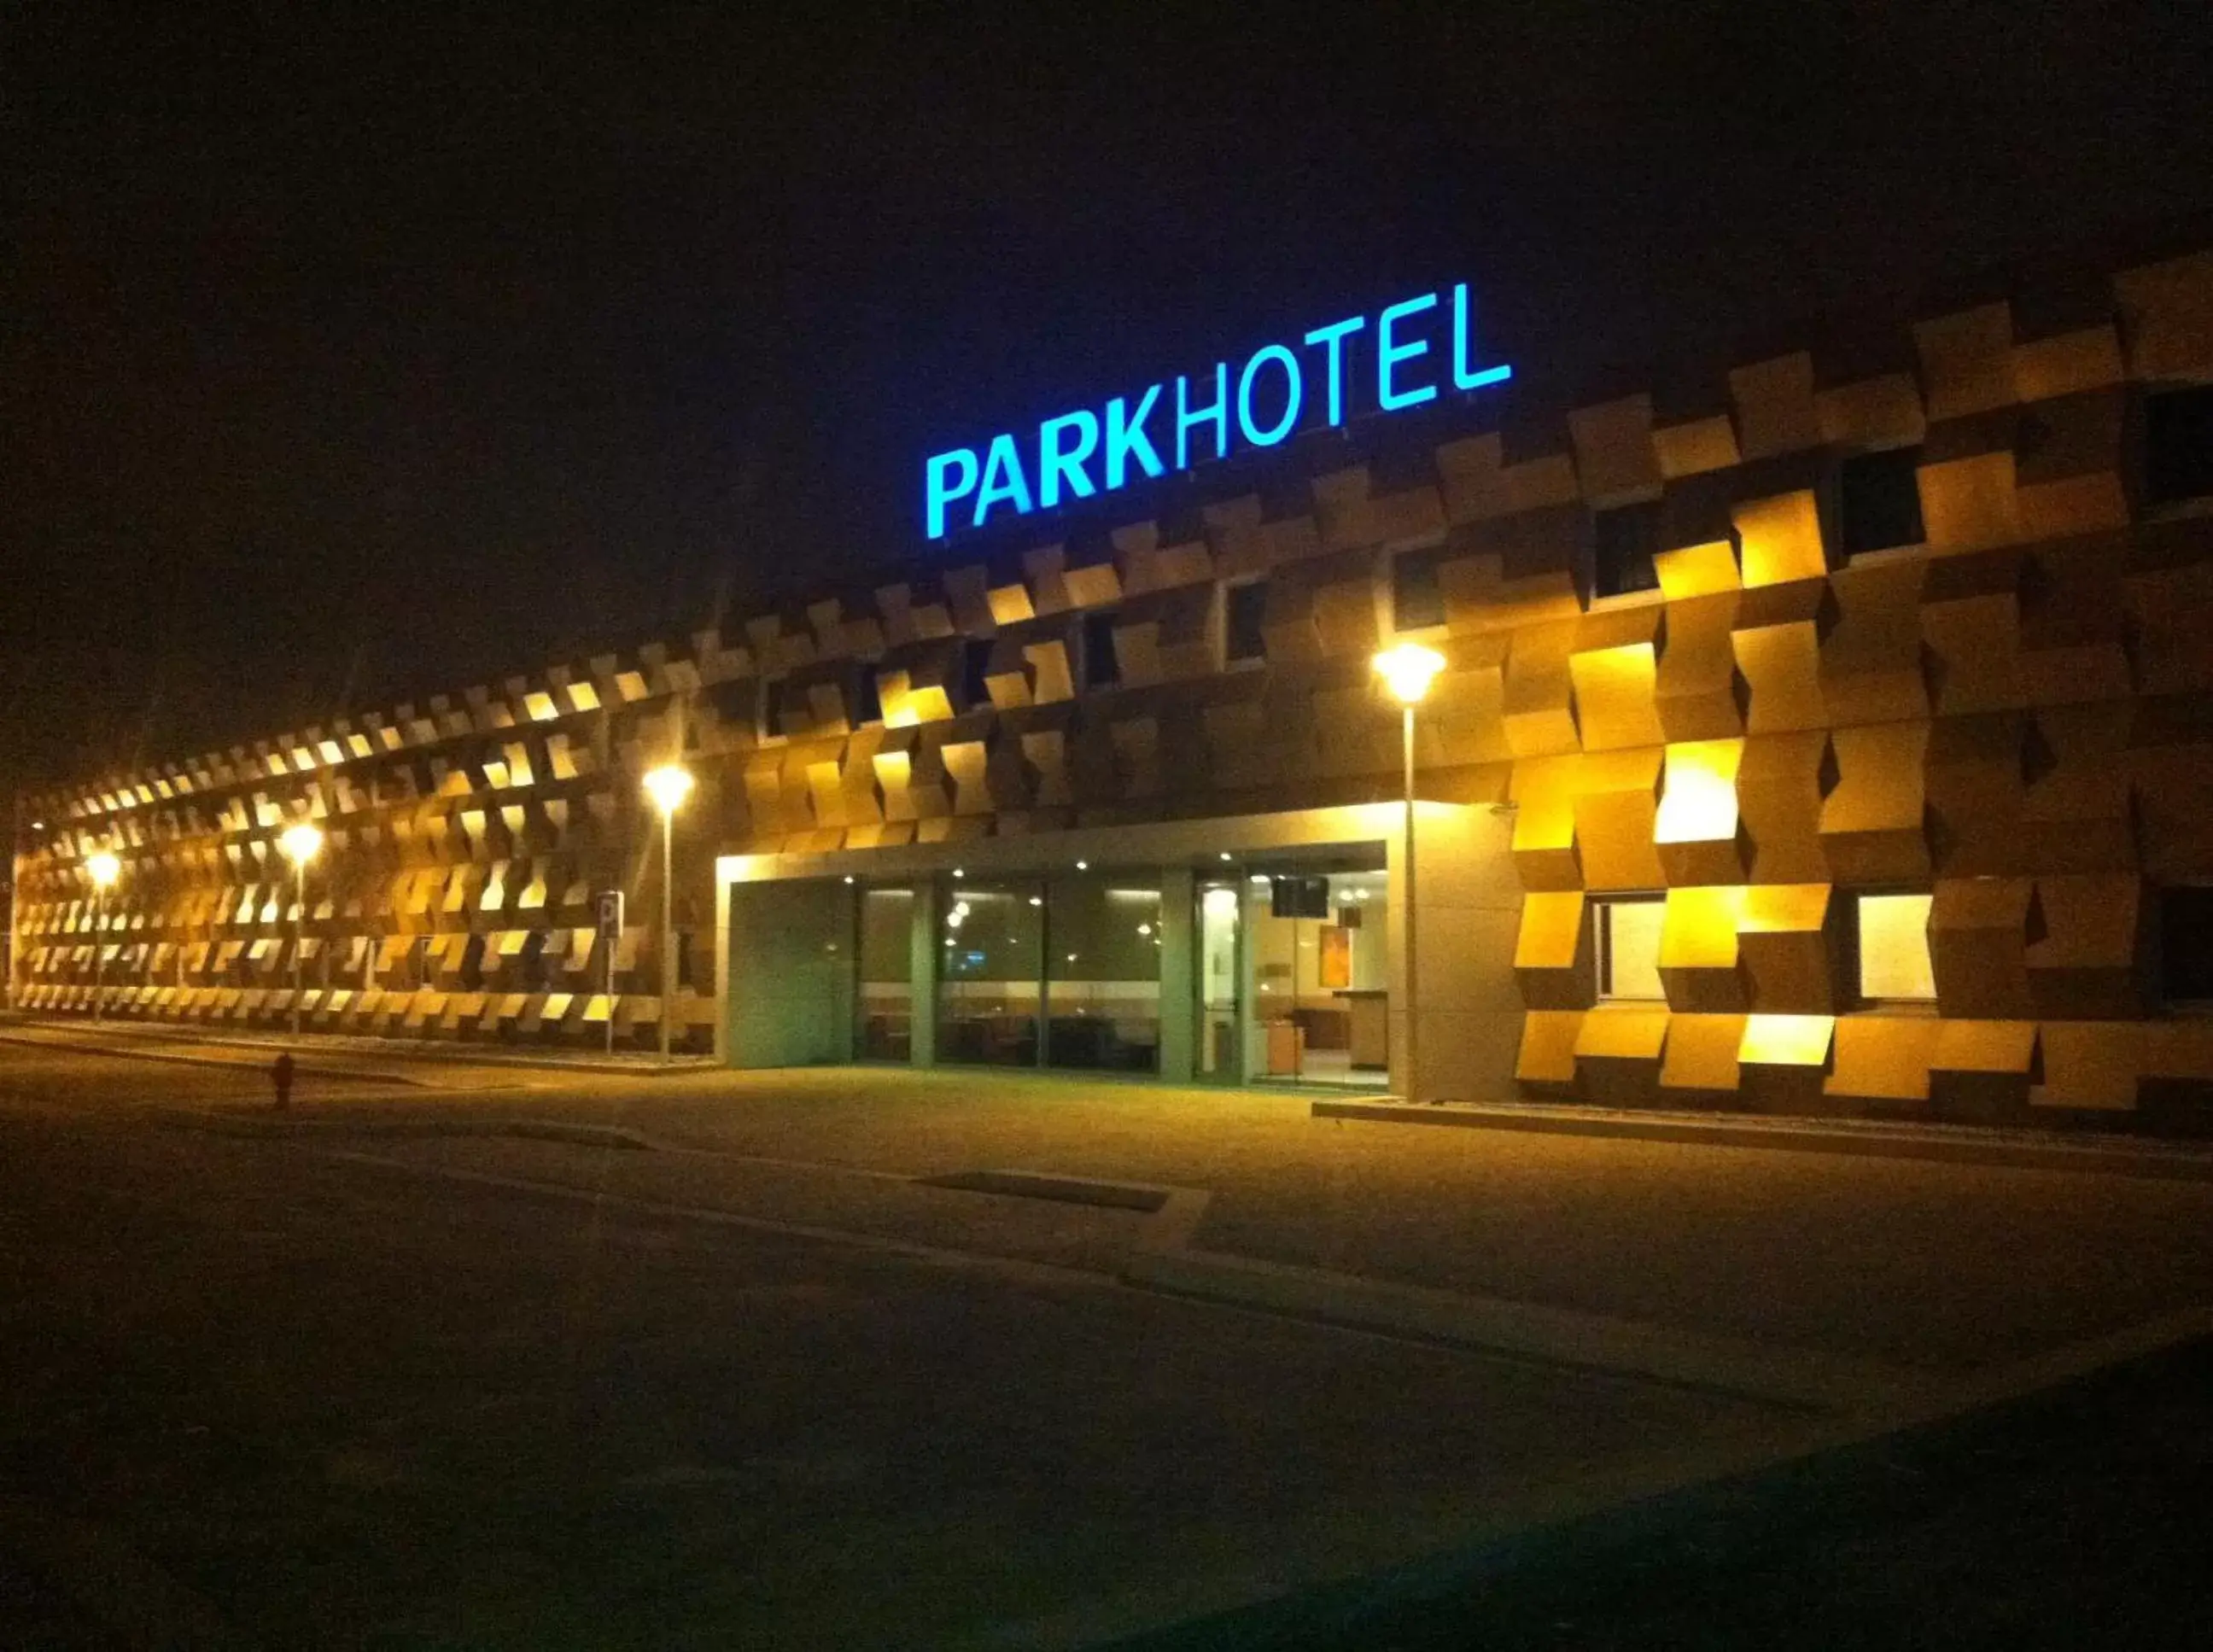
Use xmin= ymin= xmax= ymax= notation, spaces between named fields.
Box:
xmin=14 ymin=248 xmax=2213 ymax=1124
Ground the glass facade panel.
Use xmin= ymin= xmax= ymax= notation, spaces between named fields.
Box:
xmin=1046 ymin=873 xmax=1161 ymax=1071
xmin=856 ymin=886 xmax=914 ymax=1059
xmin=936 ymin=879 xmax=1042 ymax=1065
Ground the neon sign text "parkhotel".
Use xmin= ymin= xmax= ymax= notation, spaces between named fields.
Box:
xmin=923 ymin=283 xmax=1511 ymax=540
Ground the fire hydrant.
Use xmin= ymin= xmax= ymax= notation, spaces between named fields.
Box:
xmin=272 ymin=1051 xmax=295 ymax=1112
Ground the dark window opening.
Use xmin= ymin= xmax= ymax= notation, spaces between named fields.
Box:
xmin=458 ymin=934 xmax=486 ymax=993
xmin=2146 ymin=384 xmax=2213 ymax=506
xmin=1226 ymin=582 xmax=1269 ymax=663
xmin=1083 ymin=613 xmax=1121 ymax=688
xmin=851 ymin=666 xmax=883 ymax=727
xmin=961 ymin=639 xmax=996 ymax=709
xmin=1839 ymin=447 xmax=1926 ymax=555
xmin=1392 ymin=547 xmax=1448 ymax=631
xmin=2161 ymin=886 xmax=2213 ymax=1003
xmin=760 ymin=678 xmax=789 ymax=740
xmin=1593 ymin=502 xmax=1662 ymax=598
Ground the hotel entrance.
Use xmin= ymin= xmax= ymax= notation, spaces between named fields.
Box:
xmin=720 ymin=810 xmax=1416 ymax=1092
xmin=1195 ymin=855 xmax=1392 ymax=1089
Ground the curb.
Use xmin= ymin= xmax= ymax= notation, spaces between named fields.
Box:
xmin=1312 ymin=1097 xmax=2213 ymax=1182
xmin=150 ymin=1106 xmax=657 ymax=1151
xmin=0 ymin=1017 xmax=712 ymax=1078
xmin=0 ymin=1029 xmax=425 ymax=1088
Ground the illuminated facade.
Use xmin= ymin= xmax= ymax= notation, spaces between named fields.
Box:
xmin=15 ymin=248 xmax=2213 ymax=1123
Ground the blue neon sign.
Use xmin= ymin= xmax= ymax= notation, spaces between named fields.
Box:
xmin=924 ymin=283 xmax=1510 ymax=540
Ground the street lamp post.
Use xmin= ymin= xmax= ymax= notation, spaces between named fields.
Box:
xmin=86 ymin=849 xmax=120 ymax=1024
xmin=1372 ymin=642 xmax=1446 ymax=1104
xmin=641 ymin=764 xmax=695 ymax=1065
xmin=279 ymin=823 xmax=324 ymax=1038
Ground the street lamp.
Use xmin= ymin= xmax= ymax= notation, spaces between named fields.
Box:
xmin=86 ymin=849 xmax=120 ymax=1024
xmin=641 ymin=764 xmax=694 ymax=1064
xmin=279 ymin=822 xmax=324 ymax=1037
xmin=1373 ymin=642 xmax=1445 ymax=1104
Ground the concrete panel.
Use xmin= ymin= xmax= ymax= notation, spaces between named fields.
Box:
xmin=726 ymin=879 xmax=855 ymax=1067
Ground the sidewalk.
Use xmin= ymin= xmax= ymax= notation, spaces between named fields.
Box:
xmin=0 ymin=1009 xmax=713 ymax=1078
xmin=137 ymin=1062 xmax=2213 ymax=1388
xmin=15 ymin=1036 xmax=2213 ymax=1410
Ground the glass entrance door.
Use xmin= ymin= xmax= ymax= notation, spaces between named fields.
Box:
xmin=1241 ymin=860 xmax=1391 ymax=1089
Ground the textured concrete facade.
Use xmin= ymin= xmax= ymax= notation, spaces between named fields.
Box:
xmin=14 ymin=248 xmax=2213 ymax=1120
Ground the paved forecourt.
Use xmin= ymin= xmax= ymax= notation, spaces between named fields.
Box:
xmin=0 ymin=1053 xmax=1781 ymax=1651
xmin=350 ymin=1060 xmax=2213 ymax=1379
xmin=18 ymin=1032 xmax=2213 ymax=1383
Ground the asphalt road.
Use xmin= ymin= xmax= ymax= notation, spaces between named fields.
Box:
xmin=0 ymin=1048 xmax=1778 ymax=1649
xmin=1114 ymin=1334 xmax=2213 ymax=1650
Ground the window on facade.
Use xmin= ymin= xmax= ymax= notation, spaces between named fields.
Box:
xmin=1839 ymin=447 xmax=1926 ymax=556
xmin=1083 ymin=613 xmax=1121 ymax=689
xmin=1592 ymin=502 xmax=1662 ymax=598
xmin=857 ymin=886 xmax=915 ymax=1059
xmin=2159 ymin=885 xmax=2213 ymax=1004
xmin=961 ymin=639 xmax=996 ymax=709
xmin=1594 ymin=896 xmax=1666 ymax=1001
xmin=1391 ymin=546 xmax=1449 ymax=632
xmin=936 ymin=877 xmax=1043 ymax=1066
xmin=2145 ymin=384 xmax=2213 ymax=506
xmin=850 ymin=665 xmax=883 ymax=727
xmin=1856 ymin=892 xmax=1936 ymax=1001
xmin=759 ymin=678 xmax=789 ymax=742
xmin=1226 ymin=581 xmax=1269 ymax=663
xmin=1045 ymin=873 xmax=1161 ymax=1072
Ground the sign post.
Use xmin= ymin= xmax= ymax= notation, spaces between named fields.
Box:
xmin=595 ymin=889 xmax=624 ymax=1056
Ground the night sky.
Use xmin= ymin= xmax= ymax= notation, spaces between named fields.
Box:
xmin=9 ymin=4 xmax=2213 ymax=808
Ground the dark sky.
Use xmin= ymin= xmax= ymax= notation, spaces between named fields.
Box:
xmin=9 ymin=3 xmax=2213 ymax=806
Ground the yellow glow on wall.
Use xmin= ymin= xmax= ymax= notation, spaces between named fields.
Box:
xmin=1655 ymin=739 xmax=1743 ymax=844
xmin=1857 ymin=892 xmax=1936 ymax=1001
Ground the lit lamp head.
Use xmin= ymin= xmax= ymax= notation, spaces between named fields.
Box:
xmin=86 ymin=849 xmax=121 ymax=891
xmin=642 ymin=763 xmax=695 ymax=816
xmin=279 ymin=822 xmax=325 ymax=867
xmin=1373 ymin=641 xmax=1446 ymax=707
